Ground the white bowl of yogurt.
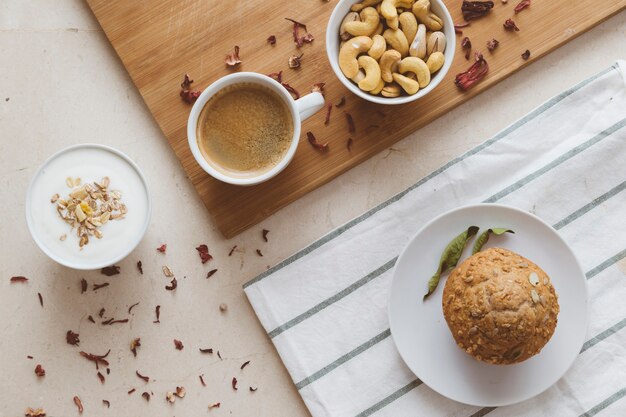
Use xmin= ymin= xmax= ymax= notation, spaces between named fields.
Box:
xmin=26 ymin=144 xmax=151 ymax=270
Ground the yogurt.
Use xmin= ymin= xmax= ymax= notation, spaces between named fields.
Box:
xmin=26 ymin=144 xmax=150 ymax=269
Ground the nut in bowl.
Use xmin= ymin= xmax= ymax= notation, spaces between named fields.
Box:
xmin=326 ymin=0 xmax=455 ymax=105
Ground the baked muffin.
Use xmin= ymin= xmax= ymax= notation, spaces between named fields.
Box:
xmin=442 ymin=247 xmax=559 ymax=364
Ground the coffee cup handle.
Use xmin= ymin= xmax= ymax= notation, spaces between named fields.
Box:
xmin=294 ymin=92 xmax=325 ymax=121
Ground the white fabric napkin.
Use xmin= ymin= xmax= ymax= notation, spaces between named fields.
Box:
xmin=244 ymin=61 xmax=626 ymax=417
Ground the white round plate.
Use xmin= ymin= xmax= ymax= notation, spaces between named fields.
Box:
xmin=388 ymin=203 xmax=588 ymax=407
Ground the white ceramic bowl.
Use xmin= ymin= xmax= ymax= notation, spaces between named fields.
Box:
xmin=25 ymin=144 xmax=151 ymax=270
xmin=326 ymin=0 xmax=456 ymax=105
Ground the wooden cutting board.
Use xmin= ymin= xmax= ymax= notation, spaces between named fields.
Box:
xmin=86 ymin=0 xmax=625 ymax=238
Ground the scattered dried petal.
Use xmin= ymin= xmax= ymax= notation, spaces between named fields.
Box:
xmin=136 ymin=261 xmax=143 ymax=274
xmin=503 ymin=18 xmax=520 ymax=31
xmin=240 ymin=360 xmax=251 ymax=370
xmin=219 ymin=303 xmax=228 ymax=312
xmin=136 ymin=371 xmax=149 ymax=383
xmin=217 ymin=351 xmax=222 ymax=359
xmin=249 ymin=386 xmax=258 ymax=392
xmin=97 ymin=371 xmax=105 ymax=384
xmin=10 ymin=276 xmax=28 ymax=283
xmin=461 ymin=37 xmax=472 ymax=60
xmin=128 ymin=302 xmax=139 ymax=314
xmin=162 ymin=265 xmax=174 ymax=277
xmin=521 ymin=49 xmax=531 ymax=60
xmin=514 ymin=0 xmax=531 ymax=13
xmin=307 ymin=131 xmax=328 ymax=150
xmin=232 ymin=377 xmax=238 ymax=390
xmin=37 ymin=292 xmax=43 ymax=307
xmin=166 ymin=391 xmax=175 ymax=403
xmin=180 ymin=89 xmax=201 ymax=103
xmin=455 ymin=53 xmax=489 ymax=91
xmin=153 ymin=305 xmax=161 ymax=323
xmin=80 ymin=349 xmax=110 ymax=369
xmin=102 ymin=400 xmax=110 ymax=408
xmin=347 ymin=138 xmax=353 ymax=152
xmin=267 ymin=71 xmax=283 ymax=83
xmin=181 ymin=74 xmax=194 ymax=89
xmin=128 ymin=388 xmax=136 ymax=395
xmin=73 ymin=396 xmax=83 ymax=413
xmin=196 ymin=244 xmax=212 ymax=264
xmin=281 ymin=83 xmax=300 ymax=99
xmin=228 ymin=245 xmax=237 ymax=256
xmin=102 ymin=318 xmax=129 ymax=325
xmin=206 ymin=269 xmax=218 ymax=279
xmin=285 ymin=18 xmax=314 ymax=48
xmin=336 ymin=96 xmax=346 ymax=107
xmin=34 ymin=364 xmax=45 ymax=377
xmin=98 ymin=308 xmax=105 ymax=318
xmin=66 ymin=330 xmax=80 ymax=346
xmin=130 ymin=338 xmax=141 ymax=357
xmin=93 ymin=282 xmax=109 ymax=291
xmin=27 ymin=355 xmax=34 ymax=359
xmin=175 ymin=386 xmax=186 ymax=398
xmin=262 ymin=229 xmax=270 ymax=242
xmin=80 ymin=278 xmax=87 ymax=293
xmin=25 ymin=408 xmax=46 ymax=417
xmin=142 ymin=392 xmax=150 ymax=402
xmin=324 ymin=104 xmax=332 ymax=125
xmin=87 ymin=315 xmax=95 ymax=323
xmin=256 ymin=249 xmax=264 ymax=257
xmin=156 ymin=244 xmax=167 ymax=253
xmin=461 ymin=1 xmax=494 ymax=21
xmin=174 ymin=339 xmax=184 ymax=350
xmin=165 ymin=277 xmax=177 ymax=291
xmin=199 ymin=374 xmax=207 ymax=386
xmin=486 ymin=38 xmax=499 ymax=52
xmin=200 ymin=348 xmax=213 ymax=354
xmin=267 ymin=35 xmax=276 ymax=45
xmin=346 ymin=112 xmax=355 ymax=133
xmin=311 ymin=82 xmax=325 ymax=96
xmin=209 ymin=402 xmax=221 ymax=409
xmin=101 ymin=265 xmax=120 ymax=276
xmin=225 ymin=45 xmax=242 ymax=66
xmin=288 ymin=53 xmax=304 ymax=69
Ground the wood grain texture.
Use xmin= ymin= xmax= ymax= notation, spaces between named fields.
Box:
xmin=85 ymin=0 xmax=625 ymax=238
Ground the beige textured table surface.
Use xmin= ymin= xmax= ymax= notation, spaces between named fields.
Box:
xmin=0 ymin=1 xmax=624 ymax=416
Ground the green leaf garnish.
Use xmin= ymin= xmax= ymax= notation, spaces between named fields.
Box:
xmin=472 ymin=228 xmax=515 ymax=254
xmin=423 ymin=226 xmax=479 ymax=300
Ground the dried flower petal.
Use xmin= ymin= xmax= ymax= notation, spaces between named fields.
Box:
xmin=37 ymin=292 xmax=43 ymax=307
xmin=25 ymin=408 xmax=46 ymax=417
xmin=209 ymin=402 xmax=221 ymax=409
xmin=250 ymin=386 xmax=258 ymax=392
xmin=461 ymin=1 xmax=494 ymax=21
xmin=142 ymin=392 xmax=150 ymax=402
xmin=267 ymin=35 xmax=276 ymax=45
xmin=267 ymin=71 xmax=283 ymax=83
xmin=232 ymin=377 xmax=238 ymax=390
xmin=514 ymin=0 xmax=531 ymax=13
xmin=455 ymin=53 xmax=489 ymax=91
xmin=288 ymin=53 xmax=304 ymax=69
xmin=153 ymin=305 xmax=161 ymax=323
xmin=281 ymin=83 xmax=300 ymax=99
xmin=219 ymin=303 xmax=228 ymax=312
xmin=336 ymin=96 xmax=346 ymax=107
xmin=162 ymin=265 xmax=174 ymax=277
xmin=80 ymin=278 xmax=87 ymax=293
xmin=136 ymin=261 xmax=143 ymax=274
xmin=98 ymin=308 xmax=105 ymax=318
xmin=10 ymin=276 xmax=28 ymax=283
xmin=174 ymin=339 xmax=184 ymax=350
xmin=165 ymin=277 xmax=177 ymax=291
xmin=101 ymin=265 xmax=120 ymax=276
xmin=156 ymin=244 xmax=167 ymax=253
xmin=102 ymin=318 xmax=129 ymax=325
xmin=181 ymin=74 xmax=194 ymax=89
xmin=347 ymin=138 xmax=353 ymax=152
xmin=175 ymin=386 xmax=186 ymax=398
xmin=256 ymin=249 xmax=264 ymax=257
xmin=307 ymin=131 xmax=328 ymax=150
xmin=503 ymin=18 xmax=520 ymax=31
xmin=486 ymin=38 xmax=499 ymax=51
xmin=311 ymin=82 xmax=325 ymax=96
xmin=136 ymin=370 xmax=149 ymax=383
xmin=166 ymin=391 xmax=175 ymax=403
xmin=180 ymin=89 xmax=201 ymax=103
xmin=200 ymin=348 xmax=213 ymax=354
xmin=240 ymin=360 xmax=251 ymax=370
xmin=346 ymin=112 xmax=355 ymax=133
xmin=35 ymin=364 xmax=45 ymax=377
xmin=196 ymin=244 xmax=212 ymax=264
xmin=217 ymin=350 xmax=222 ymax=359
xmin=130 ymin=338 xmax=141 ymax=357
xmin=128 ymin=302 xmax=139 ymax=314
xmin=225 ymin=45 xmax=242 ymax=66
xmin=285 ymin=18 xmax=314 ymax=48
xmin=461 ymin=37 xmax=472 ymax=60
xmin=228 ymin=245 xmax=237 ymax=256
xmin=521 ymin=49 xmax=531 ymax=60
xmin=80 ymin=349 xmax=110 ymax=369
xmin=199 ymin=374 xmax=206 ymax=386
xmin=66 ymin=330 xmax=80 ymax=346
xmin=93 ymin=282 xmax=109 ymax=291
xmin=324 ymin=104 xmax=332 ymax=125
xmin=73 ymin=396 xmax=83 ymax=413
xmin=102 ymin=400 xmax=110 ymax=408
xmin=128 ymin=388 xmax=136 ymax=395
xmin=97 ymin=371 xmax=105 ymax=384
xmin=206 ymin=269 xmax=218 ymax=279
xmin=262 ymin=229 xmax=270 ymax=242
xmin=454 ymin=22 xmax=470 ymax=35
xmin=87 ymin=315 xmax=95 ymax=323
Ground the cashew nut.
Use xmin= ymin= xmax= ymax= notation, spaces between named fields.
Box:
xmin=381 ymin=0 xmax=414 ymax=30
xmin=399 ymin=12 xmax=418 ymax=44
xmin=339 ymin=36 xmax=374 ymax=79
xmin=392 ymin=73 xmax=420 ymax=95
xmin=426 ymin=31 xmax=446 ymax=55
xmin=368 ymin=34 xmax=387 ymax=60
xmin=381 ymin=82 xmax=401 ymax=97
xmin=352 ymin=69 xmax=366 ymax=84
xmin=408 ymin=24 xmax=426 ymax=59
xmin=398 ymin=56 xmax=431 ymax=87
xmin=357 ymin=56 xmax=382 ymax=91
xmin=426 ymin=51 xmax=445 ymax=74
xmin=379 ymin=49 xmax=402 ymax=83
xmin=339 ymin=12 xmax=360 ymax=41
xmin=383 ymin=29 xmax=409 ymax=57
xmin=374 ymin=22 xmax=384 ymax=35
xmin=344 ymin=7 xmax=380 ymax=37
xmin=351 ymin=0 xmax=383 ymax=12
xmin=412 ymin=0 xmax=443 ymax=31
xmin=369 ymin=78 xmax=385 ymax=95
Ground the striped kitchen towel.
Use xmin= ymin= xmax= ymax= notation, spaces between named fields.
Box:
xmin=244 ymin=61 xmax=626 ymax=417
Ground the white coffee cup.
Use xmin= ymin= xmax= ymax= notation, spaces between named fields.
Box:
xmin=187 ymin=72 xmax=325 ymax=186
